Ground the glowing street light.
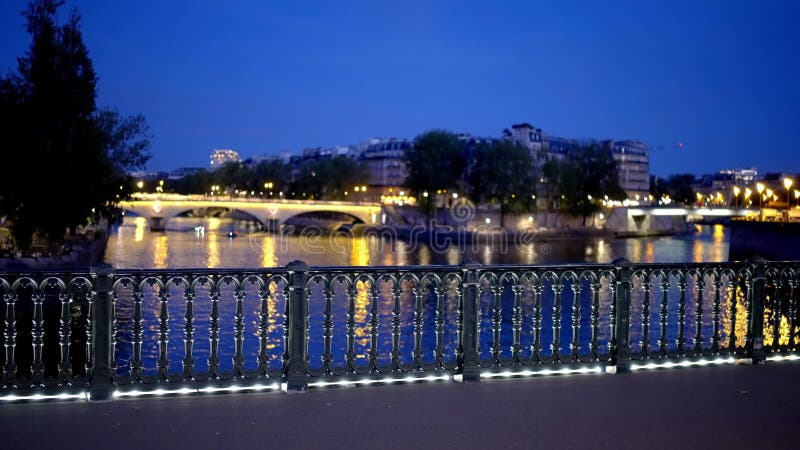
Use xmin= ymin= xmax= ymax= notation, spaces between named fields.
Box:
xmin=732 ymin=186 xmax=741 ymax=208
xmin=794 ymin=189 xmax=800 ymax=208
xmin=136 ymin=180 xmax=144 ymax=189
xmin=784 ymin=178 xmax=793 ymax=209
xmin=757 ymin=183 xmax=765 ymax=220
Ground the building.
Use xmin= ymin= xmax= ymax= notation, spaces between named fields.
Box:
xmin=168 ymin=167 xmax=205 ymax=180
xmin=362 ymin=138 xmax=410 ymax=188
xmin=209 ymin=149 xmax=240 ymax=169
xmin=607 ymin=140 xmax=649 ymax=201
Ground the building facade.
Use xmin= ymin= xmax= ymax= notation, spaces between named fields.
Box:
xmin=209 ymin=149 xmax=241 ymax=169
xmin=608 ymin=140 xmax=650 ymax=201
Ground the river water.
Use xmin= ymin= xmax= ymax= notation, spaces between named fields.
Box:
xmin=104 ymin=216 xmax=728 ymax=269
xmin=93 ymin=217 xmax=735 ymax=377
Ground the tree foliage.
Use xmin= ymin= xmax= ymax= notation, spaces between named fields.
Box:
xmin=404 ymin=130 xmax=466 ymax=220
xmin=0 ymin=0 xmax=151 ymax=250
xmin=543 ymin=142 xmax=625 ymax=223
xmin=468 ymin=140 xmax=536 ymax=227
xmin=650 ymin=174 xmax=696 ymax=205
xmin=291 ymin=157 xmax=368 ymax=200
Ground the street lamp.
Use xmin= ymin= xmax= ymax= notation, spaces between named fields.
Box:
xmin=732 ymin=186 xmax=740 ymax=208
xmin=784 ymin=178 xmax=793 ymax=209
xmin=757 ymin=183 xmax=765 ymax=220
xmin=744 ymin=188 xmax=752 ymax=208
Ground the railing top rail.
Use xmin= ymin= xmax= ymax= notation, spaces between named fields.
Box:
xmin=1 ymin=259 xmax=797 ymax=278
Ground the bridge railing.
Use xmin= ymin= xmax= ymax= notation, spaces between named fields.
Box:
xmin=0 ymin=259 xmax=797 ymax=401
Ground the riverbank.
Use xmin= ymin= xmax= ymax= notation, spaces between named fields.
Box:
xmin=0 ymin=230 xmax=108 ymax=270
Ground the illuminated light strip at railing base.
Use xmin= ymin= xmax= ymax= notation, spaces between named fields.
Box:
xmin=112 ymin=383 xmax=281 ymax=399
xmin=766 ymin=354 xmax=800 ymax=362
xmin=631 ymin=357 xmax=735 ymax=371
xmin=303 ymin=374 xmax=451 ymax=390
xmin=480 ymin=367 xmax=603 ymax=380
xmin=0 ymin=392 xmax=89 ymax=402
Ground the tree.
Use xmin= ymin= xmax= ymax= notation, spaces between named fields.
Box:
xmin=548 ymin=142 xmax=626 ymax=225
xmin=468 ymin=140 xmax=536 ymax=227
xmin=0 ymin=0 xmax=151 ymax=251
xmin=291 ymin=157 xmax=368 ymax=200
xmin=404 ymin=130 xmax=466 ymax=223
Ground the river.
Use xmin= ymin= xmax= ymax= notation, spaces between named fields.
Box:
xmin=104 ymin=216 xmax=728 ymax=268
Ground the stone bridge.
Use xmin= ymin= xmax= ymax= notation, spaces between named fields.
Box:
xmin=119 ymin=195 xmax=383 ymax=231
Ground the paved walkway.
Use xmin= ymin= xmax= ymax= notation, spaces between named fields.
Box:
xmin=2 ymin=362 xmax=799 ymax=449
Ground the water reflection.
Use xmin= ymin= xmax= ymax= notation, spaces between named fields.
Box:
xmin=105 ymin=216 xmax=730 ymax=269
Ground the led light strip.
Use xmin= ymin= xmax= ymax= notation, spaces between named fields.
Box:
xmin=0 ymin=392 xmax=88 ymax=402
xmin=631 ymin=357 xmax=735 ymax=371
xmin=766 ymin=354 xmax=800 ymax=362
xmin=113 ymin=383 xmax=281 ymax=398
xmin=480 ymin=367 xmax=603 ymax=379
xmin=305 ymin=374 xmax=451 ymax=389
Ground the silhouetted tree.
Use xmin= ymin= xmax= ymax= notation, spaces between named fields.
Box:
xmin=468 ymin=140 xmax=536 ymax=227
xmin=0 ymin=0 xmax=151 ymax=251
xmin=404 ymin=130 xmax=466 ymax=224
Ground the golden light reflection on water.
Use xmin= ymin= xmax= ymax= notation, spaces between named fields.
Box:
xmin=260 ymin=235 xmax=277 ymax=268
xmin=353 ymin=280 xmax=371 ymax=357
xmin=207 ymin=217 xmax=220 ymax=231
xmin=349 ymin=237 xmax=370 ymax=266
xmin=134 ymin=217 xmax=146 ymax=243
xmin=153 ymin=235 xmax=168 ymax=268
xmin=644 ymin=241 xmax=655 ymax=262
xmin=207 ymin=236 xmax=220 ymax=268
xmin=692 ymin=238 xmax=704 ymax=263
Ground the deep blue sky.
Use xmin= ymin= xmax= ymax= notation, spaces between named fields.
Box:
xmin=1 ymin=1 xmax=799 ymax=176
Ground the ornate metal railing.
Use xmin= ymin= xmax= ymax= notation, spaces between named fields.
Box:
xmin=0 ymin=258 xmax=797 ymax=401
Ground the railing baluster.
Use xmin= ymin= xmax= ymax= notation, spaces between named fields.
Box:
xmin=570 ymin=277 xmax=582 ymax=363
xmin=412 ymin=282 xmax=424 ymax=372
xmin=511 ymin=283 xmax=523 ymax=366
xmin=677 ymin=274 xmax=687 ymax=356
xmin=345 ymin=282 xmax=357 ymax=375
xmin=457 ymin=261 xmax=481 ymax=382
xmin=589 ymin=279 xmax=600 ymax=362
xmin=659 ymin=277 xmax=669 ymax=359
xmin=641 ymin=274 xmax=651 ymax=359
xmin=257 ymin=280 xmax=271 ymax=378
xmin=711 ymin=275 xmax=722 ymax=355
xmin=283 ymin=261 xmax=310 ymax=391
xmin=232 ymin=284 xmax=245 ymax=379
xmin=368 ymin=279 xmax=380 ymax=374
xmin=552 ymin=280 xmax=563 ymax=364
xmin=31 ymin=286 xmax=44 ymax=387
xmin=611 ymin=260 xmax=632 ymax=373
xmin=3 ymin=288 xmax=17 ymax=388
xmin=389 ymin=277 xmax=402 ymax=372
xmin=531 ymin=282 xmax=543 ymax=364
xmin=748 ymin=260 xmax=767 ymax=364
xmin=433 ymin=283 xmax=446 ymax=371
xmin=490 ymin=282 xmax=502 ymax=367
xmin=58 ymin=291 xmax=71 ymax=385
xmin=789 ymin=277 xmax=797 ymax=352
xmin=131 ymin=288 xmax=144 ymax=383
xmin=208 ymin=283 xmax=221 ymax=380
xmin=182 ymin=283 xmax=195 ymax=382
xmin=743 ymin=275 xmax=753 ymax=355
xmin=728 ymin=274 xmax=738 ymax=354
xmin=694 ymin=275 xmax=704 ymax=355
xmin=156 ymin=285 xmax=170 ymax=382
xmin=771 ymin=274 xmax=781 ymax=351
xmin=321 ymin=278 xmax=335 ymax=376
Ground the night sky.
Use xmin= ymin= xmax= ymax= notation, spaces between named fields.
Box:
xmin=1 ymin=0 xmax=798 ymax=176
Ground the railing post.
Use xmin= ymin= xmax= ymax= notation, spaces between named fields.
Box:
xmin=747 ymin=257 xmax=767 ymax=365
xmin=89 ymin=264 xmax=114 ymax=401
xmin=610 ymin=259 xmax=632 ymax=374
xmin=283 ymin=261 xmax=310 ymax=391
xmin=456 ymin=259 xmax=481 ymax=382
